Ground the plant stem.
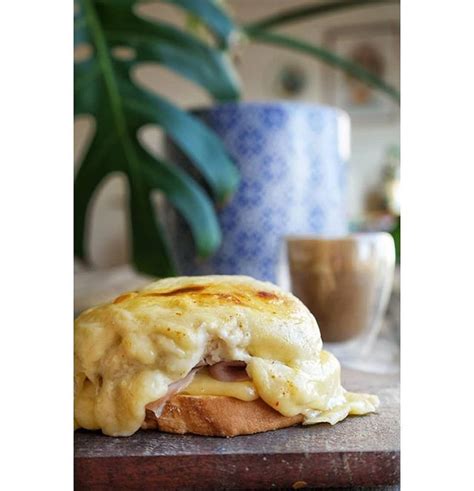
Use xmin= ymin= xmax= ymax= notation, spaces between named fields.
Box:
xmin=245 ymin=27 xmax=400 ymax=104
xmin=244 ymin=0 xmax=398 ymax=30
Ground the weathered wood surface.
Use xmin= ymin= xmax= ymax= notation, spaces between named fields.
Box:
xmin=75 ymin=369 xmax=400 ymax=489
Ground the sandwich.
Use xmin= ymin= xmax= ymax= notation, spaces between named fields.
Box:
xmin=74 ymin=275 xmax=379 ymax=437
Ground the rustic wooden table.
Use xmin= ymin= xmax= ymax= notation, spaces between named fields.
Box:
xmin=75 ymin=369 xmax=399 ymax=489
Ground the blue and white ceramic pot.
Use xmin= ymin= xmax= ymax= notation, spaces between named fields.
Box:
xmin=165 ymin=102 xmax=350 ymax=284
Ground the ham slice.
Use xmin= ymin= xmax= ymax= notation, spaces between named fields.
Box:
xmin=144 ymin=360 xmax=250 ymax=422
xmin=145 ymin=368 xmax=199 ymax=419
xmin=208 ymin=361 xmax=249 ymax=382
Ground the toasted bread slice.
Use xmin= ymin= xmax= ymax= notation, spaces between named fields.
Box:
xmin=142 ymin=395 xmax=303 ymax=437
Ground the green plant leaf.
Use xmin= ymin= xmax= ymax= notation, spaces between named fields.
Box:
xmin=157 ymin=0 xmax=236 ymax=47
xmin=94 ymin=0 xmax=238 ymax=47
xmin=118 ymin=81 xmax=239 ymax=201
xmin=245 ymin=0 xmax=397 ymax=30
xmin=245 ymin=27 xmax=400 ymax=103
xmin=128 ymin=183 xmax=176 ymax=277
xmin=99 ymin=5 xmax=240 ymax=101
xmin=75 ymin=0 xmax=239 ymax=276
xmin=74 ymin=60 xmax=101 ymax=115
xmin=139 ymin=149 xmax=222 ymax=256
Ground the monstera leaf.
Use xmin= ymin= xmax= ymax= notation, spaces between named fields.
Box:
xmin=74 ymin=0 xmax=240 ymax=276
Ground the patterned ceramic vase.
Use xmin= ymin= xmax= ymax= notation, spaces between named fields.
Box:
xmin=165 ymin=102 xmax=350 ymax=284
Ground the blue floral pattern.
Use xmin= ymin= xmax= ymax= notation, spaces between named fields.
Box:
xmin=167 ymin=102 xmax=349 ymax=282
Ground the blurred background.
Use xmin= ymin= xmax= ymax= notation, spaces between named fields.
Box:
xmin=75 ymin=0 xmax=400 ymax=372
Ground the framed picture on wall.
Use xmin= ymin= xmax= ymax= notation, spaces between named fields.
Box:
xmin=324 ymin=21 xmax=400 ymax=123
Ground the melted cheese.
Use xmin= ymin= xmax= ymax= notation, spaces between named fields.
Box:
xmin=183 ymin=367 xmax=258 ymax=401
xmin=74 ymin=275 xmax=379 ymax=436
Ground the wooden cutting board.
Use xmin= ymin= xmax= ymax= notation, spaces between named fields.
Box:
xmin=75 ymin=369 xmax=399 ymax=489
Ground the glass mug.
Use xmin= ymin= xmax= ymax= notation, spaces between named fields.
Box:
xmin=286 ymin=233 xmax=395 ymax=363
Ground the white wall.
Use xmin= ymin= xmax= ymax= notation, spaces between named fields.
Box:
xmin=74 ymin=0 xmax=400 ymax=268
